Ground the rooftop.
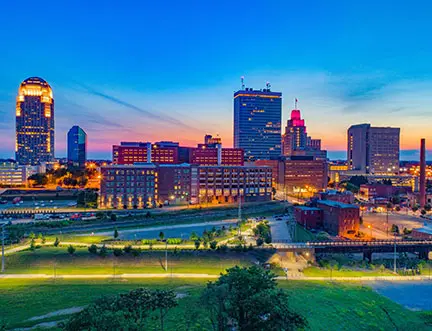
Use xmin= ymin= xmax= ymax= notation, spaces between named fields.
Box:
xmin=317 ymin=200 xmax=359 ymax=209
xmin=295 ymin=206 xmax=322 ymax=211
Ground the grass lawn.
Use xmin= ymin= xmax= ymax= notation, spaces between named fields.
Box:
xmin=4 ymin=246 xmax=279 ymax=275
xmin=293 ymin=223 xmax=316 ymax=242
xmin=0 ymin=279 xmax=430 ymax=330
xmin=303 ymin=266 xmax=396 ymax=277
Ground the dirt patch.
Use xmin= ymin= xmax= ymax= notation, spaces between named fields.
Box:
xmin=176 ymin=292 xmax=189 ymax=299
xmin=14 ymin=320 xmax=65 ymax=331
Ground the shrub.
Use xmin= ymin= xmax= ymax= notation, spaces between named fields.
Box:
xmin=88 ymin=244 xmax=98 ymax=254
xmin=210 ymin=240 xmax=217 ymax=250
xmin=54 ymin=237 xmax=60 ymax=247
xmin=113 ymin=248 xmax=123 ymax=257
xmin=194 ymin=240 xmax=201 ymax=250
xmin=67 ymin=245 xmax=76 ymax=255
xmin=131 ymin=248 xmax=141 ymax=257
xmin=99 ymin=245 xmax=108 ymax=257
xmin=218 ymin=244 xmax=228 ymax=253
xmin=167 ymin=238 xmax=182 ymax=245
xmin=123 ymin=245 xmax=133 ymax=254
xmin=29 ymin=238 xmax=36 ymax=251
xmin=110 ymin=214 xmax=117 ymax=222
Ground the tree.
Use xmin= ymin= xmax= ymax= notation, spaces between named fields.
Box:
xmin=421 ymin=209 xmax=427 ymax=215
xmin=114 ymin=228 xmax=119 ymax=239
xmin=29 ymin=238 xmax=36 ymax=251
xmin=113 ymin=248 xmax=123 ymax=257
xmin=28 ymin=173 xmax=48 ymax=186
xmin=348 ymin=175 xmax=368 ymax=187
xmin=123 ymin=245 xmax=133 ymax=254
xmin=88 ymin=244 xmax=98 ymax=254
xmin=41 ymin=234 xmax=46 ymax=244
xmin=99 ymin=245 xmax=108 ymax=257
xmin=190 ymin=231 xmax=199 ymax=241
xmin=67 ymin=245 xmax=76 ymax=255
xmin=194 ymin=240 xmax=201 ymax=250
xmin=391 ymin=224 xmax=400 ymax=234
xmin=153 ymin=290 xmax=178 ymax=330
xmin=159 ymin=231 xmax=165 ymax=241
xmin=210 ymin=240 xmax=217 ymax=250
xmin=64 ymin=288 xmax=177 ymax=330
xmin=29 ymin=231 xmax=35 ymax=240
xmin=256 ymin=237 xmax=264 ymax=246
xmin=425 ymin=204 xmax=432 ymax=212
xmin=201 ymin=266 xmax=306 ymax=331
xmin=110 ymin=213 xmax=117 ymax=222
xmin=53 ymin=237 xmax=60 ymax=247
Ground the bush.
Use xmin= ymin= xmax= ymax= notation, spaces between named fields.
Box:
xmin=131 ymin=248 xmax=141 ymax=257
xmin=53 ymin=237 xmax=60 ymax=247
xmin=123 ymin=245 xmax=133 ymax=254
xmin=67 ymin=245 xmax=76 ymax=255
xmin=99 ymin=245 xmax=108 ymax=257
xmin=113 ymin=248 xmax=123 ymax=257
xmin=29 ymin=238 xmax=36 ymax=251
xmin=256 ymin=238 xmax=264 ymax=246
xmin=110 ymin=214 xmax=117 ymax=222
xmin=88 ymin=244 xmax=98 ymax=254
xmin=210 ymin=240 xmax=217 ymax=250
xmin=194 ymin=240 xmax=201 ymax=250
xmin=218 ymin=244 xmax=228 ymax=253
xmin=167 ymin=238 xmax=182 ymax=245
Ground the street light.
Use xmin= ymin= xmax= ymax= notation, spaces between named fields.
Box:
xmin=1 ymin=222 xmax=6 ymax=273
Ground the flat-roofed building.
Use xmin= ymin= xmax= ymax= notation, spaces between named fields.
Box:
xmin=317 ymin=200 xmax=360 ymax=236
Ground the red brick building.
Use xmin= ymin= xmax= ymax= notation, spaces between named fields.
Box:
xmin=113 ymin=142 xmax=178 ymax=165
xmin=412 ymin=227 xmax=432 ymax=240
xmin=359 ymin=184 xmax=412 ymax=200
xmin=157 ymin=164 xmax=191 ymax=204
xmin=294 ymin=206 xmax=323 ymax=230
xmin=278 ymin=157 xmax=328 ymax=193
xmin=190 ymin=145 xmax=244 ymax=166
xmin=317 ymin=200 xmax=360 ymax=237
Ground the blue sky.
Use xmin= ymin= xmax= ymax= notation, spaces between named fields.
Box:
xmin=1 ymin=0 xmax=432 ymax=160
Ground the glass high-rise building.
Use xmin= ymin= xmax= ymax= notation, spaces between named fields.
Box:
xmin=233 ymin=88 xmax=282 ymax=161
xmin=67 ymin=126 xmax=87 ymax=168
xmin=16 ymin=77 xmax=54 ymax=165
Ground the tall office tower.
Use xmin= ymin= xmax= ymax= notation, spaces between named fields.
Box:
xmin=347 ymin=124 xmax=400 ymax=174
xmin=233 ymin=87 xmax=281 ymax=161
xmin=282 ymin=109 xmax=307 ymax=155
xmin=16 ymin=77 xmax=54 ymax=165
xmin=67 ymin=126 xmax=87 ymax=168
xmin=282 ymin=108 xmax=326 ymax=159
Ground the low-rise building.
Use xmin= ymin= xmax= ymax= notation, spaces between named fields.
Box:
xmin=317 ymin=200 xmax=360 ymax=237
xmin=99 ymin=164 xmax=158 ymax=209
xmin=294 ymin=206 xmax=323 ymax=230
xmin=191 ymin=165 xmax=272 ymax=204
xmin=359 ymin=184 xmax=412 ymax=200
xmin=100 ymin=163 xmax=272 ymax=208
xmin=0 ymin=160 xmax=40 ymax=187
xmin=317 ymin=190 xmax=355 ymax=204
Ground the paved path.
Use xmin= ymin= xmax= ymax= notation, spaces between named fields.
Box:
xmin=1 ymin=273 xmax=431 ymax=281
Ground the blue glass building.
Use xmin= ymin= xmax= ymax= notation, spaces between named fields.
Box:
xmin=67 ymin=126 xmax=87 ymax=168
xmin=233 ymin=88 xmax=282 ymax=161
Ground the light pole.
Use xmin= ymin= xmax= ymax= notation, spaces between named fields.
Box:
xmin=165 ymin=240 xmax=168 ymax=272
xmin=393 ymin=233 xmax=397 ymax=274
xmin=367 ymin=225 xmax=372 ymax=239
xmin=1 ymin=222 xmax=6 ymax=273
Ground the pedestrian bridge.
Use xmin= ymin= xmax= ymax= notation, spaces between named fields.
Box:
xmin=271 ymin=240 xmax=432 ymax=261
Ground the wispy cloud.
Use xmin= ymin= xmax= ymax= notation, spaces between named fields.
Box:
xmin=72 ymin=82 xmax=199 ymax=131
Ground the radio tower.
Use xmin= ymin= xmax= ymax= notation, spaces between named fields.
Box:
xmin=241 ymin=76 xmax=245 ymax=90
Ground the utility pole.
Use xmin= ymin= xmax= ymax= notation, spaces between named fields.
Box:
xmin=237 ymin=192 xmax=242 ymax=237
xmin=393 ymin=233 xmax=397 ymax=274
xmin=165 ymin=240 xmax=168 ymax=272
xmin=1 ymin=223 xmax=5 ymax=273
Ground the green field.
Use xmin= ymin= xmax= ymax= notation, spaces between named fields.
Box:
xmin=0 ymin=279 xmax=430 ymax=330
xmin=4 ymin=246 xmax=281 ymax=275
xmin=303 ymin=266 xmax=396 ymax=277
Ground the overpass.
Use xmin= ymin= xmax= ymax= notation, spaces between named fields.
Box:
xmin=272 ymin=240 xmax=432 ymax=261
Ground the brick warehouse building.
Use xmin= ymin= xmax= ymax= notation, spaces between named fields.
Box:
xmin=100 ymin=163 xmax=272 ymax=208
xmin=294 ymin=206 xmax=323 ymax=230
xmin=317 ymin=200 xmax=360 ymax=236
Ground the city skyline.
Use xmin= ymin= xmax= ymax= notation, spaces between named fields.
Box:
xmin=1 ymin=1 xmax=432 ymax=160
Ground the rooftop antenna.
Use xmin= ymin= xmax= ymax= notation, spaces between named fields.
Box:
xmin=295 ymin=97 xmax=298 ymax=109
xmin=266 ymin=81 xmax=271 ymax=90
xmin=241 ymin=76 xmax=245 ymax=90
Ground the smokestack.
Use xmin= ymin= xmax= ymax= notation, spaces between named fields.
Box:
xmin=420 ymin=138 xmax=426 ymax=208
xmin=147 ymin=142 xmax=152 ymax=163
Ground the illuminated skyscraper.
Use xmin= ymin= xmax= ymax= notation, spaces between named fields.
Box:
xmin=15 ymin=77 xmax=54 ymax=165
xmin=67 ymin=126 xmax=87 ymax=168
xmin=347 ymin=124 xmax=400 ymax=174
xmin=233 ymin=87 xmax=282 ymax=161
